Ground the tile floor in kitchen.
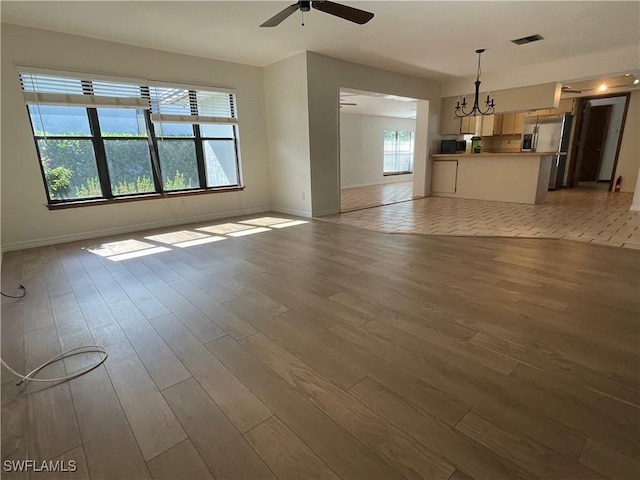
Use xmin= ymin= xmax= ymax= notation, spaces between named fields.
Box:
xmin=333 ymin=182 xmax=639 ymax=249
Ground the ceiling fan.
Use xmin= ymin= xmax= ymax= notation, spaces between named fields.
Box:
xmin=561 ymin=86 xmax=584 ymax=94
xmin=562 ymin=83 xmax=633 ymax=94
xmin=260 ymin=1 xmax=374 ymax=27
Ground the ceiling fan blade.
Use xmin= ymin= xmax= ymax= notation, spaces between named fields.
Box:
xmin=561 ymin=86 xmax=583 ymax=93
xmin=260 ymin=3 xmax=300 ymax=27
xmin=312 ymin=1 xmax=374 ymax=24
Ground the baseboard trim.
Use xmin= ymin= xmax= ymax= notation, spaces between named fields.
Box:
xmin=271 ymin=206 xmax=312 ymax=218
xmin=313 ymin=208 xmax=340 ymax=217
xmin=342 ymin=177 xmax=413 ymax=189
xmin=1 ymin=206 xmax=272 ymax=252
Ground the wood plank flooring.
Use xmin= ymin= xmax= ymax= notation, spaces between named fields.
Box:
xmin=2 ymin=213 xmax=639 ymax=480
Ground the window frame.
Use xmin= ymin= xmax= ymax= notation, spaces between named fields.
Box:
xmin=383 ymin=129 xmax=415 ymax=176
xmin=20 ymin=71 xmax=243 ymax=208
xmin=29 ymin=105 xmax=104 ymax=204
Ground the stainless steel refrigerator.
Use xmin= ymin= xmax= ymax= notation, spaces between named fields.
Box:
xmin=521 ymin=113 xmax=573 ymax=190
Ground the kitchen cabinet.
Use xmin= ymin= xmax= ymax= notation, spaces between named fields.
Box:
xmin=496 ymin=112 xmax=525 ymax=135
xmin=513 ymin=113 xmax=525 ymax=134
xmin=480 ymin=115 xmax=495 ymax=136
xmin=558 ymin=98 xmax=574 ymax=113
xmin=440 ymin=97 xmax=479 ymax=135
xmin=460 ymin=116 xmax=478 ymax=134
xmin=432 ymin=160 xmax=457 ymax=193
xmin=492 ymin=114 xmax=503 ymax=135
xmin=501 ymin=113 xmax=515 ymax=134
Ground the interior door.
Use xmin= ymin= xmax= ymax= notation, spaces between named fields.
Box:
xmin=579 ymin=105 xmax=611 ymax=182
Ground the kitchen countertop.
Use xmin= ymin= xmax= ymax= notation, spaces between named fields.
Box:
xmin=432 ymin=152 xmax=561 ymax=158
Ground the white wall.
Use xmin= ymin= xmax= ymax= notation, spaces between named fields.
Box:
xmin=631 ymin=168 xmax=640 ymax=211
xmin=1 ymin=24 xmax=271 ymax=251
xmin=263 ymin=53 xmax=312 ymax=216
xmin=614 ymin=91 xmax=640 ymax=193
xmin=340 ymin=114 xmax=415 ymax=188
xmin=589 ymin=96 xmax=627 ymax=181
xmin=306 ymin=52 xmax=440 ymax=216
xmin=413 ymin=100 xmax=431 ymax=198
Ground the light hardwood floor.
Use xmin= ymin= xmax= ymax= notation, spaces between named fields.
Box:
xmin=340 ymin=181 xmax=415 ymax=212
xmin=2 ymin=214 xmax=639 ymax=480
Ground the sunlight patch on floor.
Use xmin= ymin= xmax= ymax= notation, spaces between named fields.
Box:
xmin=86 ymin=217 xmax=309 ymax=261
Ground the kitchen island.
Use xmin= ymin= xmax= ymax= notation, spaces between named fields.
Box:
xmin=431 ymin=152 xmax=556 ymax=204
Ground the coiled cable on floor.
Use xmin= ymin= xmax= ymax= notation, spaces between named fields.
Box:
xmin=1 ymin=346 xmax=108 ymax=386
xmin=1 ymin=285 xmax=26 ymax=298
xmin=0 ymin=283 xmax=109 ymax=386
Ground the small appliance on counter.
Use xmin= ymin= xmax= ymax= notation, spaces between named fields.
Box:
xmin=440 ymin=139 xmax=467 ymax=154
xmin=471 ymin=136 xmax=482 ymax=154
xmin=440 ymin=139 xmax=457 ymax=154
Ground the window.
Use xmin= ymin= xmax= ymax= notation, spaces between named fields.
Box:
xmin=383 ymin=130 xmax=414 ymax=175
xmin=20 ymin=71 xmax=241 ymax=205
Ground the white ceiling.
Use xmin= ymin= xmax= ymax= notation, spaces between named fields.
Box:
xmin=340 ymin=88 xmax=417 ymax=118
xmin=2 ymin=1 xmax=639 ymax=82
xmin=560 ymin=73 xmax=640 ymax=98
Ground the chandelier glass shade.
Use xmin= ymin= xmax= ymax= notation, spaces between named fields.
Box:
xmin=455 ymin=49 xmax=496 ymax=117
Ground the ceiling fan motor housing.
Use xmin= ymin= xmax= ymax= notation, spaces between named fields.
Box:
xmin=260 ymin=1 xmax=374 ymax=27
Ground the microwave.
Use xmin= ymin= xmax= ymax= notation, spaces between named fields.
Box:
xmin=440 ymin=140 xmax=466 ymax=154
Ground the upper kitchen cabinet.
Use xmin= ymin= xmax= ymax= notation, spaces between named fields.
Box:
xmin=497 ymin=112 xmax=525 ymax=135
xmin=440 ymin=97 xmax=479 ymax=135
xmin=460 ymin=115 xmax=478 ymax=134
xmin=492 ymin=114 xmax=503 ymax=135
xmin=480 ymin=115 xmax=495 ymax=136
xmin=513 ymin=113 xmax=525 ymax=134
xmin=558 ymin=98 xmax=574 ymax=113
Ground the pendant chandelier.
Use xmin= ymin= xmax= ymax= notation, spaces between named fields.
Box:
xmin=455 ymin=49 xmax=496 ymax=117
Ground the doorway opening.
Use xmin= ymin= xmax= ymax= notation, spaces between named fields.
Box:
xmin=338 ymin=88 xmax=418 ymax=213
xmin=568 ymin=93 xmax=630 ymax=191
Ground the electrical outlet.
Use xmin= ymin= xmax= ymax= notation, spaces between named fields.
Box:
xmin=302 ymin=191 xmax=305 ymax=200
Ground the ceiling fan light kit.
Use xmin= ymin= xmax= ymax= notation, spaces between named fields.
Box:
xmin=455 ymin=49 xmax=496 ymax=118
xmin=260 ymin=1 xmax=374 ymax=27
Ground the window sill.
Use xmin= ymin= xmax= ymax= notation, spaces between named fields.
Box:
xmin=383 ymin=171 xmax=413 ymax=176
xmin=46 ymin=186 xmax=245 ymax=210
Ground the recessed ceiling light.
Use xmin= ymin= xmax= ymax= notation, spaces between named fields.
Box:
xmin=511 ymin=34 xmax=544 ymax=45
xmin=598 ymin=84 xmax=607 ymax=92
xmin=634 ymin=79 xmax=640 ymax=85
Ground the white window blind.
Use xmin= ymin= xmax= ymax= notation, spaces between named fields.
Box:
xmin=19 ymin=72 xmax=150 ymax=109
xmin=149 ymin=85 xmax=237 ymax=125
xmin=19 ymin=70 xmax=237 ymax=123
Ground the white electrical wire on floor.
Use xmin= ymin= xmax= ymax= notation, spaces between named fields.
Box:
xmin=1 ymin=346 xmax=108 ymax=386
xmin=1 ymin=284 xmax=109 ymax=386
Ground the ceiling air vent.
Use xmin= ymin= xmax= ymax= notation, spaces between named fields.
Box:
xmin=511 ymin=34 xmax=544 ymax=45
